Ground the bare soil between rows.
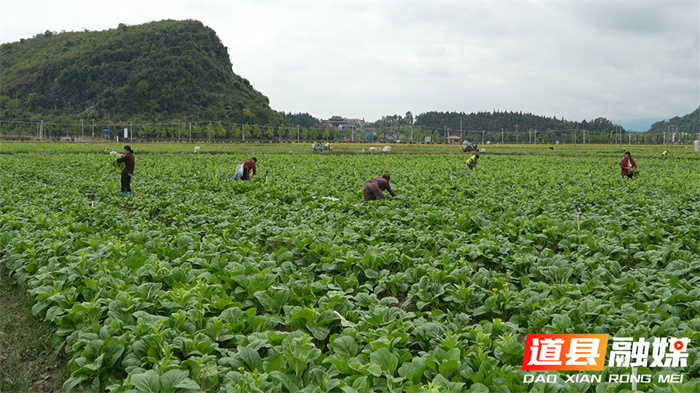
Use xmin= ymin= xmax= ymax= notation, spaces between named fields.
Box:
xmin=0 ymin=279 xmax=67 ymax=393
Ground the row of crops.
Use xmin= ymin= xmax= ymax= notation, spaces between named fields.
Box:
xmin=0 ymin=144 xmax=698 ymax=392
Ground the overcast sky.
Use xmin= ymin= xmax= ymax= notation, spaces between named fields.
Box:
xmin=1 ymin=0 xmax=698 ymax=130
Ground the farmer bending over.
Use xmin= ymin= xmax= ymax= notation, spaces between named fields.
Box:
xmin=466 ymin=154 xmax=479 ymax=170
xmin=364 ymin=174 xmax=396 ymax=201
xmin=242 ymin=157 xmax=257 ymax=180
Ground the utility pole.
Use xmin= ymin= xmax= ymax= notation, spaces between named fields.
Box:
xmin=501 ymin=128 xmax=504 ymax=144
xmin=515 ymin=124 xmax=518 ymax=144
xmin=91 ymin=119 xmax=95 ymax=137
xmin=80 ymin=118 xmax=84 ymax=139
xmin=619 ymin=126 xmax=622 ymax=147
xmin=189 ymin=123 xmax=192 ymax=142
xmin=297 ymin=125 xmax=300 ymax=143
xmin=410 ymin=126 xmax=413 ymax=143
xmin=178 ymin=121 xmax=181 ymax=141
xmin=482 ymin=130 xmax=485 ymax=145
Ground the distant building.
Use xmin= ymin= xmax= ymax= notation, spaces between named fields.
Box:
xmin=323 ymin=116 xmax=365 ymax=129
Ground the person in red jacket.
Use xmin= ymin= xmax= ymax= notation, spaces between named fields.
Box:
xmin=620 ymin=152 xmax=637 ymax=179
xmin=364 ymin=174 xmax=396 ymax=201
xmin=242 ymin=157 xmax=257 ymax=180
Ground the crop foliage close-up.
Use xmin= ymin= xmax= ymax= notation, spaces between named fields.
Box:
xmin=0 ymin=144 xmax=698 ymax=393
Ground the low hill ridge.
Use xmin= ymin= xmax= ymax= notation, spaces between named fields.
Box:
xmin=0 ymin=19 xmax=283 ymax=124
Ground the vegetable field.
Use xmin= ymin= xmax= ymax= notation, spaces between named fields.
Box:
xmin=0 ymin=144 xmax=699 ymax=393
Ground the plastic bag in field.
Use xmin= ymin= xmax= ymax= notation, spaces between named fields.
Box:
xmin=234 ymin=163 xmax=244 ymax=180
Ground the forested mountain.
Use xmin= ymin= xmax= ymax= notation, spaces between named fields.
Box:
xmin=413 ymin=110 xmax=617 ymax=133
xmin=648 ymin=106 xmax=699 ymax=135
xmin=0 ymin=19 xmax=283 ymax=124
xmin=279 ymin=111 xmax=321 ymax=128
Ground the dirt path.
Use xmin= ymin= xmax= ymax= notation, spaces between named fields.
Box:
xmin=0 ymin=279 xmax=67 ymax=393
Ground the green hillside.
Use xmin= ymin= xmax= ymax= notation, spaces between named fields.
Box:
xmin=648 ymin=106 xmax=699 ymax=135
xmin=0 ymin=19 xmax=283 ymax=124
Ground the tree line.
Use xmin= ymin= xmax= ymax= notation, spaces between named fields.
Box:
xmin=1 ymin=118 xmax=688 ymax=145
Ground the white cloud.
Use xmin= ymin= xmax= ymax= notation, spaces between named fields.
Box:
xmin=1 ymin=0 xmax=697 ymax=129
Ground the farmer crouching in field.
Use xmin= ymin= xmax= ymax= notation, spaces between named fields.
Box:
xmin=116 ymin=145 xmax=135 ymax=195
xmin=620 ymin=151 xmax=637 ymax=179
xmin=242 ymin=157 xmax=257 ymax=180
xmin=364 ymin=174 xmax=396 ymax=201
xmin=466 ymin=154 xmax=479 ymax=170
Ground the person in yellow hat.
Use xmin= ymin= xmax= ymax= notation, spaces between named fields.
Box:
xmin=466 ymin=154 xmax=479 ymax=170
